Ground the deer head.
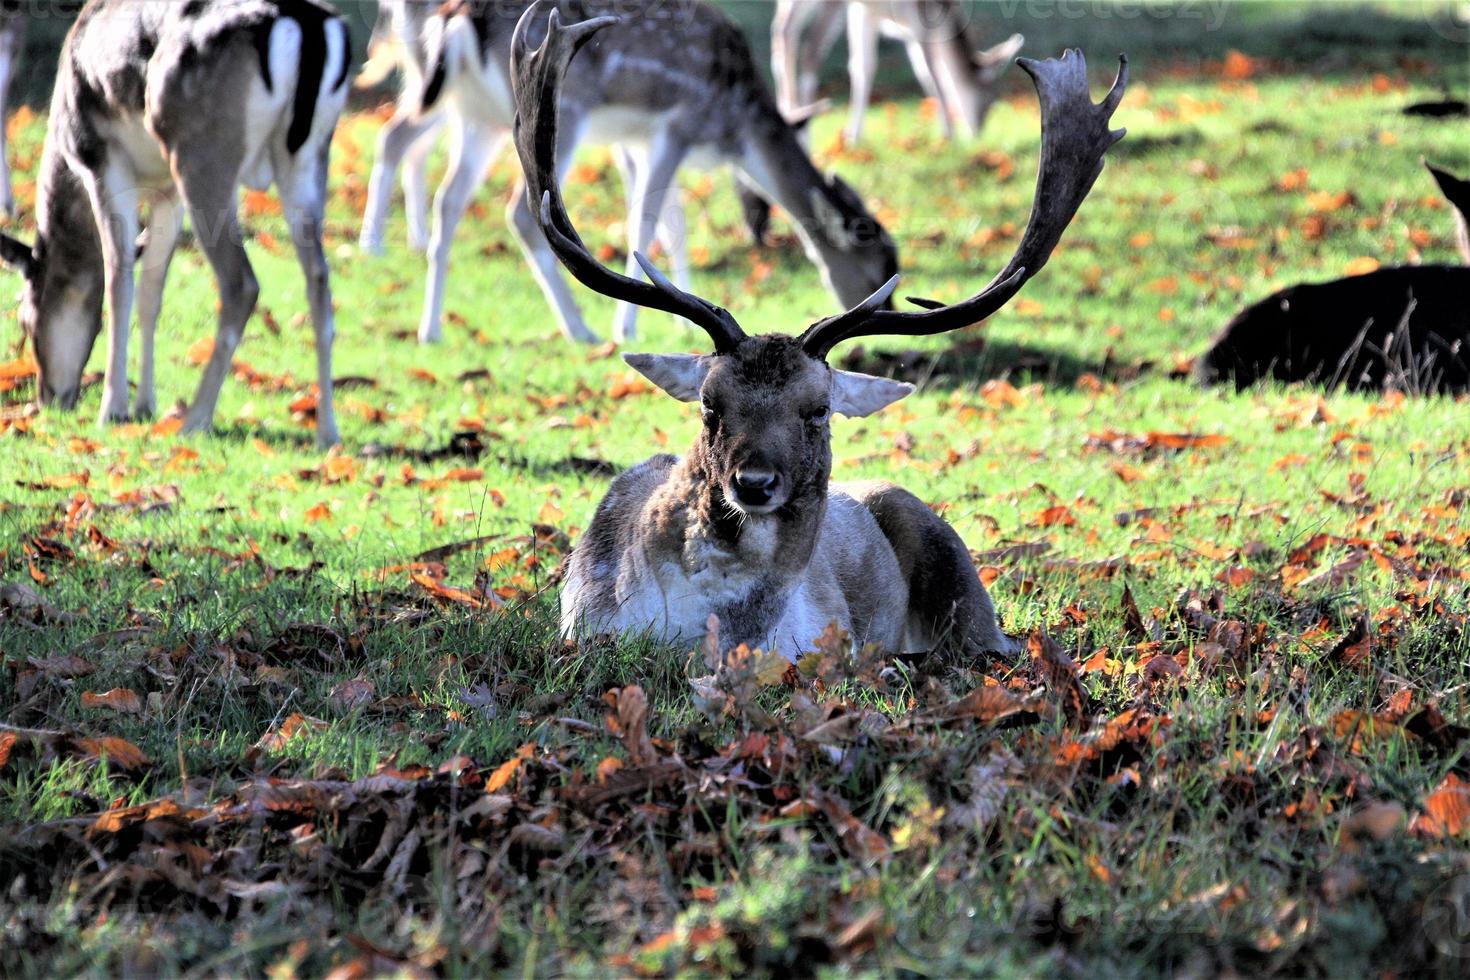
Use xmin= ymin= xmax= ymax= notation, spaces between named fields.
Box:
xmin=1 ymin=194 xmax=105 ymax=410
xmin=510 ymin=3 xmax=1126 ymax=514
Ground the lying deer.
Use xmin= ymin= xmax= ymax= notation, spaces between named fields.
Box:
xmin=771 ymin=0 xmax=1023 ymax=144
xmin=411 ymin=0 xmax=897 ymax=346
xmin=1196 ymin=163 xmax=1470 ymax=394
xmin=513 ymin=6 xmax=1127 ymax=659
xmin=0 ymin=0 xmax=349 ymax=446
xmin=0 ymin=4 xmax=22 ymax=217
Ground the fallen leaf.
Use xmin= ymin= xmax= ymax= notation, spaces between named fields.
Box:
xmin=81 ymin=688 xmax=144 ymax=715
xmin=1411 ymin=774 xmax=1470 ymax=838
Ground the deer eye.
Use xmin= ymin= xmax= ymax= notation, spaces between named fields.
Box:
xmin=804 ymin=405 xmax=829 ymax=425
xmin=701 ymin=399 xmax=720 ymax=426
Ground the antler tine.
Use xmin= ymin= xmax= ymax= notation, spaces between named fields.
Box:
xmin=800 ymin=49 xmax=1128 ymax=359
xmin=510 ymin=2 xmax=746 ymax=352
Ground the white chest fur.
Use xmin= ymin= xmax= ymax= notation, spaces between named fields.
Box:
xmin=567 ymin=515 xmax=847 ymax=661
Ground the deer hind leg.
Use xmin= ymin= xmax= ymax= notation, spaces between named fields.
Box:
xmin=420 ymin=115 xmax=504 ymax=344
xmin=274 ymin=140 xmax=340 ymax=448
xmin=851 ymin=481 xmax=1019 ymax=661
xmin=505 ymin=109 xmax=598 ymax=344
xmin=83 ymin=166 xmax=140 ymax=425
xmin=172 ymin=151 xmax=257 ymax=437
xmin=359 ymin=106 xmax=443 ymax=254
xmin=844 ymin=2 xmax=879 ymax=145
xmin=132 ymin=193 xmax=183 ymax=420
xmin=612 ymin=134 xmax=688 ymax=343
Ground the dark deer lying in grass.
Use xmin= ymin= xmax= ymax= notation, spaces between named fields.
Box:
xmin=1195 ymin=163 xmax=1470 ymax=395
xmin=0 ymin=0 xmax=349 ymax=446
xmin=512 ymin=5 xmax=1127 ymax=660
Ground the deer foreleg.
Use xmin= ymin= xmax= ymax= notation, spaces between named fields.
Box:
xmin=359 ymin=106 xmax=443 ymax=254
xmin=86 ymin=168 xmax=139 ymax=425
xmin=613 ymin=135 xmax=687 ymax=343
xmin=845 ymin=3 xmax=879 ymax=145
xmin=614 ymin=146 xmax=690 ymax=293
xmin=400 ymin=112 xmax=444 ymax=252
xmin=133 ymin=194 xmax=182 ymax=420
xmin=772 ymin=0 xmax=822 ymax=113
xmin=420 ymin=116 xmax=503 ymax=344
xmin=903 ymin=38 xmax=953 ymax=139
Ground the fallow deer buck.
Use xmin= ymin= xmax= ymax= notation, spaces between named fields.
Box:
xmin=411 ymin=0 xmax=897 ymax=346
xmin=0 ymin=0 xmax=349 ymax=447
xmin=513 ymin=6 xmax=1128 ymax=659
xmin=771 ymin=0 xmax=1024 ymax=145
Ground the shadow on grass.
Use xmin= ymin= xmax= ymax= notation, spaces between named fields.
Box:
xmin=836 ymin=335 xmax=1165 ymax=391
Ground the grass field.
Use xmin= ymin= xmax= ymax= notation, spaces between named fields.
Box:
xmin=3 ymin=2 xmax=1470 ymax=976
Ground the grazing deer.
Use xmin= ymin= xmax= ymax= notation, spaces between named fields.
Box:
xmin=513 ymin=6 xmax=1127 ymax=658
xmin=0 ymin=3 xmax=22 ymax=217
xmin=771 ymin=0 xmax=1023 ymax=144
xmin=1196 ymin=163 xmax=1470 ymax=395
xmin=0 ymin=0 xmax=349 ymax=446
xmin=411 ymin=0 xmax=897 ymax=346
xmin=357 ymin=0 xmax=445 ymax=255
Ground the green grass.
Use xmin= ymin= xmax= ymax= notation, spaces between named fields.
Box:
xmin=3 ymin=2 xmax=1470 ymax=976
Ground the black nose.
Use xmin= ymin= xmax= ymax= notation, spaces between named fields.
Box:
xmin=732 ymin=469 xmax=779 ymax=506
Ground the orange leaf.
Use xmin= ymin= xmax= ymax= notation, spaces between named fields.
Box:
xmin=81 ymin=688 xmax=144 ymax=715
xmin=410 ymin=571 xmax=486 ymax=608
xmin=1343 ymin=257 xmax=1380 ymax=276
xmin=73 ymin=736 xmax=150 ymax=771
xmin=1028 ymin=505 xmax=1076 ymax=528
xmin=1109 ymin=462 xmax=1145 ymax=484
xmin=0 ymin=354 xmax=38 ymax=380
xmin=485 ymin=743 xmax=535 ymax=792
xmin=1411 ymin=774 xmax=1470 ymax=838
xmin=1221 ymin=49 xmax=1256 ymax=80
xmin=256 ymin=713 xmax=327 ymax=752
xmin=441 ymin=467 xmax=483 ymax=483
xmin=538 ymin=500 xmax=564 ymax=525
xmin=304 ymin=502 xmax=332 ymax=523
xmin=608 ymin=373 xmax=652 ymax=399
xmin=186 ymin=336 xmax=215 ymax=366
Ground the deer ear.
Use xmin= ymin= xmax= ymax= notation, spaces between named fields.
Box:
xmin=623 ymin=353 xmax=711 ymax=402
xmin=830 ymin=369 xmax=914 ymax=417
xmin=0 ymin=232 xmax=37 ymax=279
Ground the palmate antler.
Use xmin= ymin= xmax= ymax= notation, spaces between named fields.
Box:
xmin=509 ymin=2 xmax=747 ymax=353
xmin=509 ymin=3 xmax=1127 ymax=361
xmin=799 ymin=49 xmax=1129 ymax=358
